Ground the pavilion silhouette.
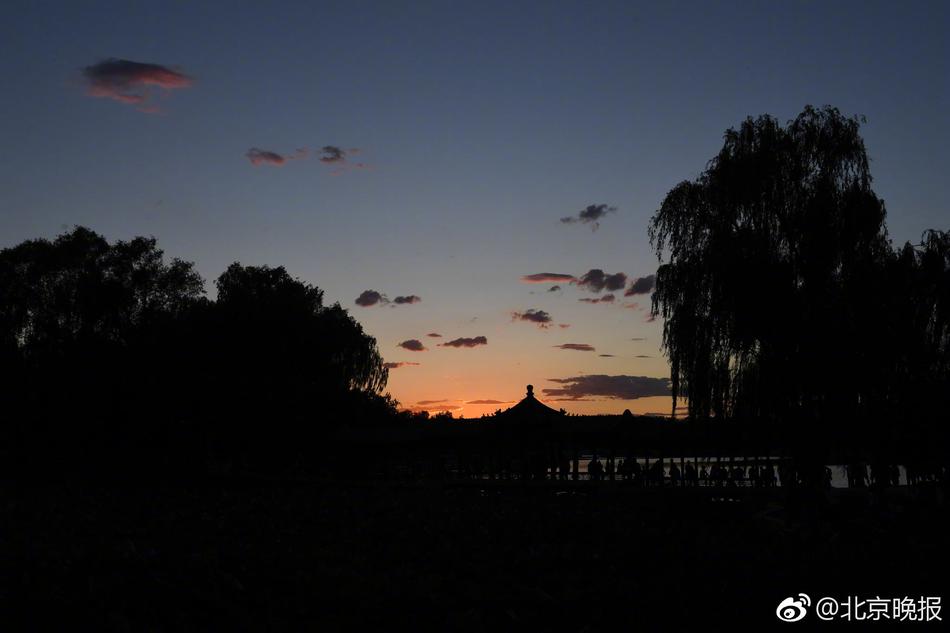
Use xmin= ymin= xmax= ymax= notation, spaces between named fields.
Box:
xmin=495 ymin=384 xmax=563 ymax=425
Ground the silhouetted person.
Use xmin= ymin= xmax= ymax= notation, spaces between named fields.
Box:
xmin=685 ymin=462 xmax=697 ymax=487
xmin=847 ymin=462 xmax=868 ymax=488
xmin=669 ymin=461 xmax=681 ymax=486
xmin=649 ymin=459 xmax=664 ymax=486
xmin=630 ymin=459 xmax=642 ymax=485
xmin=589 ymin=456 xmax=603 ymax=481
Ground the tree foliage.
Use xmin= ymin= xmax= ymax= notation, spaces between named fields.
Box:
xmin=0 ymin=227 xmax=391 ymax=477
xmin=649 ymin=106 xmax=947 ymax=425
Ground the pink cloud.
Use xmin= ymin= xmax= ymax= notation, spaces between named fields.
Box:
xmin=82 ymin=58 xmax=192 ymax=111
xmin=245 ymin=147 xmax=308 ymax=167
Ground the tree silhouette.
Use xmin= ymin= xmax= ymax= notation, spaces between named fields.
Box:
xmin=0 ymin=228 xmax=391 ymax=477
xmin=882 ymin=231 xmax=950 ymax=427
xmin=0 ymin=227 xmax=203 ymax=352
xmin=649 ymin=106 xmax=892 ymax=422
xmin=202 ymin=262 xmax=388 ymax=423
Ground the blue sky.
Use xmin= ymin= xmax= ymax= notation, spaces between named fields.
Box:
xmin=1 ymin=1 xmax=947 ymax=414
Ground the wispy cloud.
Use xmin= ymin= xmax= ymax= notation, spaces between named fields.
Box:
xmin=512 ymin=309 xmax=553 ymax=328
xmin=245 ymin=147 xmax=307 ymax=166
xmin=393 ymin=295 xmax=421 ymax=305
xmin=319 ymin=145 xmax=346 ymax=163
xmin=466 ymin=399 xmax=513 ymax=405
xmin=521 ymin=273 xmax=576 ymax=283
xmin=319 ymin=145 xmax=369 ymax=174
xmin=398 ymin=339 xmax=427 ymax=352
xmin=384 ymin=361 xmax=420 ymax=369
xmin=560 ymin=204 xmax=617 ymax=230
xmin=440 ymin=336 xmax=488 ymax=348
xmin=82 ymin=58 xmax=192 ymax=111
xmin=554 ymin=343 xmax=596 ymax=352
xmin=426 ymin=332 xmax=442 ymax=338
xmin=579 ymin=293 xmax=615 ymax=304
xmin=405 ymin=404 xmax=463 ymax=413
xmin=543 ymin=374 xmax=671 ymax=400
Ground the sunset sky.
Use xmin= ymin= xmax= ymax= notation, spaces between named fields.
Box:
xmin=1 ymin=1 xmax=947 ymax=416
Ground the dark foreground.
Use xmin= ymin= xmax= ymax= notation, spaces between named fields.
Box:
xmin=4 ymin=481 xmax=947 ymax=631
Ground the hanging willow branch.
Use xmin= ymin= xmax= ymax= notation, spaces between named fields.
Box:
xmin=649 ymin=106 xmax=889 ymax=421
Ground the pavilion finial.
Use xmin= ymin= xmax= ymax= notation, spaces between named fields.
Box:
xmin=526 ymin=384 xmax=534 ymax=398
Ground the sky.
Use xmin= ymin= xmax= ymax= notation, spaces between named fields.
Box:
xmin=1 ymin=1 xmax=948 ymax=417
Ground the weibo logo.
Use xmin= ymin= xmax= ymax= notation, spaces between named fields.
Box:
xmin=776 ymin=594 xmax=811 ymax=622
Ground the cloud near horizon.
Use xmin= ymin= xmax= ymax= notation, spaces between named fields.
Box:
xmin=404 ymin=404 xmax=463 ymax=413
xmin=355 ymin=290 xmax=420 ymax=307
xmin=440 ymin=336 xmax=488 ymax=348
xmin=560 ymin=204 xmax=617 ymax=230
xmin=579 ymin=293 xmax=615 ymax=304
xmin=465 ymin=399 xmax=513 ymax=405
xmin=554 ymin=343 xmax=596 ymax=352
xmin=398 ymin=339 xmax=427 ymax=352
xmin=82 ymin=58 xmax=192 ymax=111
xmin=542 ymin=374 xmax=671 ymax=400
xmin=626 ymin=274 xmax=656 ymax=296
xmin=577 ymin=269 xmax=627 ymax=293
xmin=521 ymin=273 xmax=577 ymax=284
xmin=383 ymin=361 xmax=420 ymax=369
xmin=426 ymin=332 xmax=442 ymax=338
xmin=512 ymin=309 xmax=553 ymax=328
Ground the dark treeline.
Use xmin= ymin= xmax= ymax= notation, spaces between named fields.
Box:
xmin=650 ymin=106 xmax=950 ymax=461
xmin=0 ymin=227 xmax=403 ymax=479
xmin=2 ymin=107 xmax=948 ymax=483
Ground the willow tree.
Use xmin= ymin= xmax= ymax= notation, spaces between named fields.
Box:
xmin=649 ymin=106 xmax=891 ymax=421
